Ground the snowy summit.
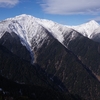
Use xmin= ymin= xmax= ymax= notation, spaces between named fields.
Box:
xmin=0 ymin=14 xmax=100 ymax=54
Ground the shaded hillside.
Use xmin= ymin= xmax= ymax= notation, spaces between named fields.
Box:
xmin=0 ymin=32 xmax=32 ymax=62
xmin=1 ymin=14 xmax=100 ymax=100
xmin=0 ymin=43 xmax=56 ymax=88
xmin=0 ymin=73 xmax=84 ymax=100
xmin=34 ymin=33 xmax=100 ymax=100
xmin=66 ymin=34 xmax=100 ymax=80
xmin=0 ymin=42 xmax=85 ymax=100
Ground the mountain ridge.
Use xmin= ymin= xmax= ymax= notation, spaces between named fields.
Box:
xmin=1 ymin=14 xmax=100 ymax=100
xmin=1 ymin=14 xmax=100 ymax=43
xmin=1 ymin=14 xmax=100 ymax=63
xmin=70 ymin=20 xmax=100 ymax=38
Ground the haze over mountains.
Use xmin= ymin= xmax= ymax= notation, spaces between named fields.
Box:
xmin=0 ymin=14 xmax=100 ymax=100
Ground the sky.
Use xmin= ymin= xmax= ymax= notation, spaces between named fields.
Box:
xmin=0 ymin=0 xmax=100 ymax=25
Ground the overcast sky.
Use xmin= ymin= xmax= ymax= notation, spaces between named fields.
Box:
xmin=0 ymin=0 xmax=100 ymax=25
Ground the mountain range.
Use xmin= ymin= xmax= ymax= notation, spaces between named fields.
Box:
xmin=0 ymin=14 xmax=100 ymax=100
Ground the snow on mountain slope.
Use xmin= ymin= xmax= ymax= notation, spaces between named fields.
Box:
xmin=0 ymin=15 xmax=48 ymax=51
xmin=0 ymin=14 xmax=74 ymax=49
xmin=89 ymin=26 xmax=100 ymax=42
xmin=0 ymin=14 xmax=71 ymax=63
xmin=93 ymin=26 xmax=100 ymax=35
xmin=68 ymin=20 xmax=100 ymax=38
xmin=0 ymin=14 xmax=100 ymax=58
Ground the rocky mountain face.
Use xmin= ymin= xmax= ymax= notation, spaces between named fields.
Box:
xmin=0 ymin=31 xmax=32 ymax=62
xmin=0 ymin=14 xmax=100 ymax=100
xmin=34 ymin=31 xmax=100 ymax=100
xmin=0 ymin=43 xmax=84 ymax=100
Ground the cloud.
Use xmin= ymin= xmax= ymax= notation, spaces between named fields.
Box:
xmin=0 ymin=0 xmax=19 ymax=7
xmin=40 ymin=0 xmax=100 ymax=15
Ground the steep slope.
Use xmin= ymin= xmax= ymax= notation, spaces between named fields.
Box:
xmin=91 ymin=26 xmax=100 ymax=42
xmin=0 ymin=40 xmax=69 ymax=93
xmin=0 ymin=27 xmax=97 ymax=100
xmin=0 ymin=14 xmax=74 ymax=48
xmin=65 ymin=32 xmax=100 ymax=81
xmin=1 ymin=14 xmax=100 ymax=54
xmin=1 ymin=14 xmax=100 ymax=47
xmin=69 ymin=20 xmax=100 ymax=38
xmin=1 ymin=14 xmax=100 ymax=100
xmin=0 ymin=31 xmax=32 ymax=62
xmin=33 ymin=30 xmax=100 ymax=100
xmin=0 ymin=44 xmax=84 ymax=100
xmin=0 ymin=15 xmax=60 ymax=63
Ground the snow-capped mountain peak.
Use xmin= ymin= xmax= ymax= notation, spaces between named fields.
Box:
xmin=0 ymin=14 xmax=100 ymax=45
xmin=0 ymin=14 xmax=71 ymax=61
xmin=1 ymin=14 xmax=100 ymax=62
xmin=4 ymin=14 xmax=67 ymax=43
xmin=69 ymin=20 xmax=100 ymax=38
xmin=87 ymin=20 xmax=99 ymax=25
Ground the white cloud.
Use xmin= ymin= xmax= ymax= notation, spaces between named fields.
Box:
xmin=0 ymin=0 xmax=19 ymax=7
xmin=40 ymin=0 xmax=100 ymax=15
